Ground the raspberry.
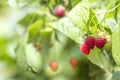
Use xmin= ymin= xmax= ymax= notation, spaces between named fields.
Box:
xmin=49 ymin=61 xmax=59 ymax=72
xmin=95 ymin=38 xmax=106 ymax=49
xmin=80 ymin=43 xmax=90 ymax=55
xmin=85 ymin=36 xmax=95 ymax=49
xmin=70 ymin=58 xmax=78 ymax=68
xmin=54 ymin=6 xmax=65 ymax=17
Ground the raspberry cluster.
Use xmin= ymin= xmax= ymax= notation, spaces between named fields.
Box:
xmin=80 ymin=36 xmax=106 ymax=55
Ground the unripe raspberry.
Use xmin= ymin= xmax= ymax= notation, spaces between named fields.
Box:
xmin=98 ymin=32 xmax=106 ymax=39
xmin=69 ymin=58 xmax=78 ymax=68
xmin=95 ymin=38 xmax=106 ymax=49
xmin=49 ymin=61 xmax=59 ymax=72
xmin=54 ymin=5 xmax=65 ymax=17
xmin=80 ymin=43 xmax=90 ymax=55
xmin=85 ymin=36 xmax=95 ymax=49
xmin=105 ymin=35 xmax=111 ymax=42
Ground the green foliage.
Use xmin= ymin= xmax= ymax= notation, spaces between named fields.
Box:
xmin=111 ymin=71 xmax=120 ymax=80
xmin=15 ymin=38 xmax=43 ymax=73
xmin=48 ymin=17 xmax=81 ymax=44
xmin=28 ymin=20 xmax=53 ymax=43
xmin=26 ymin=43 xmax=43 ymax=73
xmin=15 ymin=39 xmax=28 ymax=71
xmin=87 ymin=47 xmax=112 ymax=72
xmin=112 ymin=27 xmax=120 ymax=65
xmin=67 ymin=0 xmax=98 ymax=36
xmin=18 ymin=13 xmax=41 ymax=27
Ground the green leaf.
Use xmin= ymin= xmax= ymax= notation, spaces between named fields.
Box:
xmin=111 ymin=71 xmax=120 ymax=80
xmin=105 ymin=12 xmax=114 ymax=19
xmin=27 ymin=20 xmax=42 ymax=43
xmin=112 ymin=27 xmax=120 ymax=65
xmin=67 ymin=0 xmax=89 ymax=29
xmin=28 ymin=20 xmax=53 ymax=43
xmin=48 ymin=17 xmax=82 ymax=44
xmin=67 ymin=0 xmax=98 ymax=35
xmin=18 ymin=13 xmax=41 ymax=27
xmin=87 ymin=47 xmax=112 ymax=72
xmin=15 ymin=39 xmax=28 ymax=70
xmin=26 ymin=43 xmax=43 ymax=73
xmin=15 ymin=39 xmax=43 ymax=73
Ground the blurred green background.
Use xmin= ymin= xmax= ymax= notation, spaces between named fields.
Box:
xmin=0 ymin=0 xmax=117 ymax=80
xmin=0 ymin=0 xmax=40 ymax=79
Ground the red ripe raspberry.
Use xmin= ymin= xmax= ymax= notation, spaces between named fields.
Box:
xmin=85 ymin=36 xmax=95 ymax=49
xmin=95 ymin=38 xmax=106 ymax=49
xmin=80 ymin=43 xmax=90 ymax=55
xmin=49 ymin=61 xmax=59 ymax=72
xmin=54 ymin=6 xmax=65 ymax=17
xmin=70 ymin=58 xmax=78 ymax=68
